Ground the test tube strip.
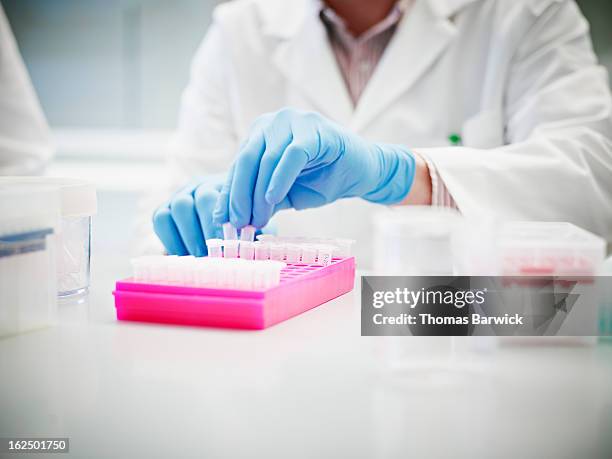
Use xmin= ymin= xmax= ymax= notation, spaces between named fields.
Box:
xmin=223 ymin=222 xmax=238 ymax=240
xmin=240 ymin=225 xmax=256 ymax=242
xmin=129 ymin=256 xmax=288 ymax=291
xmin=206 ymin=238 xmax=223 ymax=258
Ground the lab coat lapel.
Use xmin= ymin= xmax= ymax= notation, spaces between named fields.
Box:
xmin=271 ymin=4 xmax=353 ymax=126
xmin=351 ymin=0 xmax=458 ymax=132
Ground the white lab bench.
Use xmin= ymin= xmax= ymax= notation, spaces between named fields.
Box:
xmin=1 ymin=256 xmax=612 ymax=458
xmin=1 ymin=185 xmax=612 ymax=459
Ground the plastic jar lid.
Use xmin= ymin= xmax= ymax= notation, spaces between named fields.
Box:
xmin=0 ymin=185 xmax=61 ymax=236
xmin=0 ymin=177 xmax=97 ymax=217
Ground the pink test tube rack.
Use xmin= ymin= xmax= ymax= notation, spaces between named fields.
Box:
xmin=113 ymin=257 xmax=355 ymax=329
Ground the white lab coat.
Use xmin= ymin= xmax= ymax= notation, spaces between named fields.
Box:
xmin=0 ymin=4 xmax=53 ymax=175
xmin=169 ymin=0 xmax=612 ymax=265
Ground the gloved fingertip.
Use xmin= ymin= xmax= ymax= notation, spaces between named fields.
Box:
xmin=264 ymin=189 xmax=279 ymax=205
xmin=212 ymin=212 xmax=224 ymax=225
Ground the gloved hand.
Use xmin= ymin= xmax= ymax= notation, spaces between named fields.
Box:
xmin=213 ymin=108 xmax=416 ymax=229
xmin=152 ymin=175 xmax=225 ymax=256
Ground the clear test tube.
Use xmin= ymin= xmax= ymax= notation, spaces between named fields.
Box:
xmin=239 ymin=241 xmax=256 ymax=260
xmin=176 ymin=256 xmax=196 ymax=285
xmin=285 ymin=244 xmax=302 ymax=263
xmin=240 ymin=225 xmax=256 ymax=242
xmin=199 ymin=259 xmax=220 ymax=287
xmin=236 ymin=262 xmax=255 ymax=290
xmin=149 ymin=256 xmax=169 ymax=283
xmin=252 ymin=261 xmax=267 ymax=289
xmin=222 ymin=222 xmax=238 ymax=240
xmin=301 ymin=245 xmax=317 ymax=264
xmin=254 ymin=241 xmax=270 ymax=260
xmin=206 ymin=238 xmax=224 ymax=258
xmin=130 ymin=259 xmax=145 ymax=281
xmin=217 ymin=262 xmax=232 ymax=288
xmin=316 ymin=245 xmax=334 ymax=266
xmin=223 ymin=240 xmax=239 ymax=258
xmin=333 ymin=238 xmax=356 ymax=258
xmin=193 ymin=259 xmax=208 ymax=287
xmin=166 ymin=256 xmax=183 ymax=284
xmin=269 ymin=243 xmax=285 ymax=261
xmin=266 ymin=261 xmax=286 ymax=287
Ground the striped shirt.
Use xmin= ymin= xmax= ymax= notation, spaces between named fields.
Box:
xmin=320 ymin=0 xmax=457 ymax=208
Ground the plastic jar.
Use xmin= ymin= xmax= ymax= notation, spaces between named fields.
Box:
xmin=0 ymin=177 xmax=97 ymax=296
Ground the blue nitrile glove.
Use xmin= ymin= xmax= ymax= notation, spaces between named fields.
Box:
xmin=212 ymin=108 xmax=416 ymax=228
xmin=152 ymin=175 xmax=226 ymax=257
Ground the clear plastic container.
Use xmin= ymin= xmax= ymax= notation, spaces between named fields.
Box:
xmin=0 ymin=177 xmax=97 ymax=297
xmin=495 ymin=222 xmax=606 ymax=345
xmin=497 ymin=222 xmax=605 ymax=276
xmin=373 ymin=206 xmax=462 ymax=275
xmin=0 ymin=185 xmax=60 ymax=337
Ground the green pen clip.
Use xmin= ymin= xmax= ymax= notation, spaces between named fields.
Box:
xmin=448 ymin=133 xmax=462 ymax=146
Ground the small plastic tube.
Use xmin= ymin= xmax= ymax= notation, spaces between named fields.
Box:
xmin=149 ymin=257 xmax=169 ymax=283
xmin=254 ymin=242 xmax=270 ymax=260
xmin=206 ymin=238 xmax=223 ymax=258
xmin=223 ymin=222 xmax=238 ymax=240
xmin=236 ymin=263 xmax=255 ymax=290
xmin=240 ymin=225 xmax=256 ymax=242
xmin=333 ymin=238 xmax=356 ymax=258
xmin=194 ymin=260 xmax=213 ymax=287
xmin=285 ymin=244 xmax=302 ymax=263
xmin=315 ymin=245 xmax=334 ymax=266
xmin=239 ymin=241 xmax=255 ymax=260
xmin=301 ymin=245 xmax=317 ymax=264
xmin=252 ymin=261 xmax=267 ymax=289
xmin=176 ymin=256 xmax=196 ymax=285
xmin=223 ymin=240 xmax=239 ymax=258
xmin=165 ymin=256 xmax=184 ymax=284
xmin=217 ymin=262 xmax=233 ymax=287
xmin=269 ymin=243 xmax=285 ymax=261
xmin=265 ymin=261 xmax=286 ymax=287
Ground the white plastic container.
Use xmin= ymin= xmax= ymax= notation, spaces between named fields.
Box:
xmin=0 ymin=177 xmax=97 ymax=297
xmin=497 ymin=222 xmax=605 ymax=276
xmin=0 ymin=185 xmax=60 ymax=337
xmin=0 ymin=177 xmax=97 ymax=296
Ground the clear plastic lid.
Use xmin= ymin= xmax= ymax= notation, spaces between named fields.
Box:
xmin=497 ymin=222 xmax=606 ymax=276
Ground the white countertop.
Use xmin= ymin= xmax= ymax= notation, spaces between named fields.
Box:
xmin=1 ymin=253 xmax=612 ymax=459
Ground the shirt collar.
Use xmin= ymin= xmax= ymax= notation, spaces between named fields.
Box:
xmin=318 ymin=0 xmax=413 ymax=43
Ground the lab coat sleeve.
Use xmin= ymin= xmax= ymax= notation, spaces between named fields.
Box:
xmin=0 ymin=5 xmax=53 ymax=175
xmin=167 ymin=17 xmax=239 ymax=190
xmin=421 ymin=0 xmax=612 ymax=241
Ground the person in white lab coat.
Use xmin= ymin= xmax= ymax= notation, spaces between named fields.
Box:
xmin=153 ymin=0 xmax=612 ymax=265
xmin=0 ymin=4 xmax=53 ymax=175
